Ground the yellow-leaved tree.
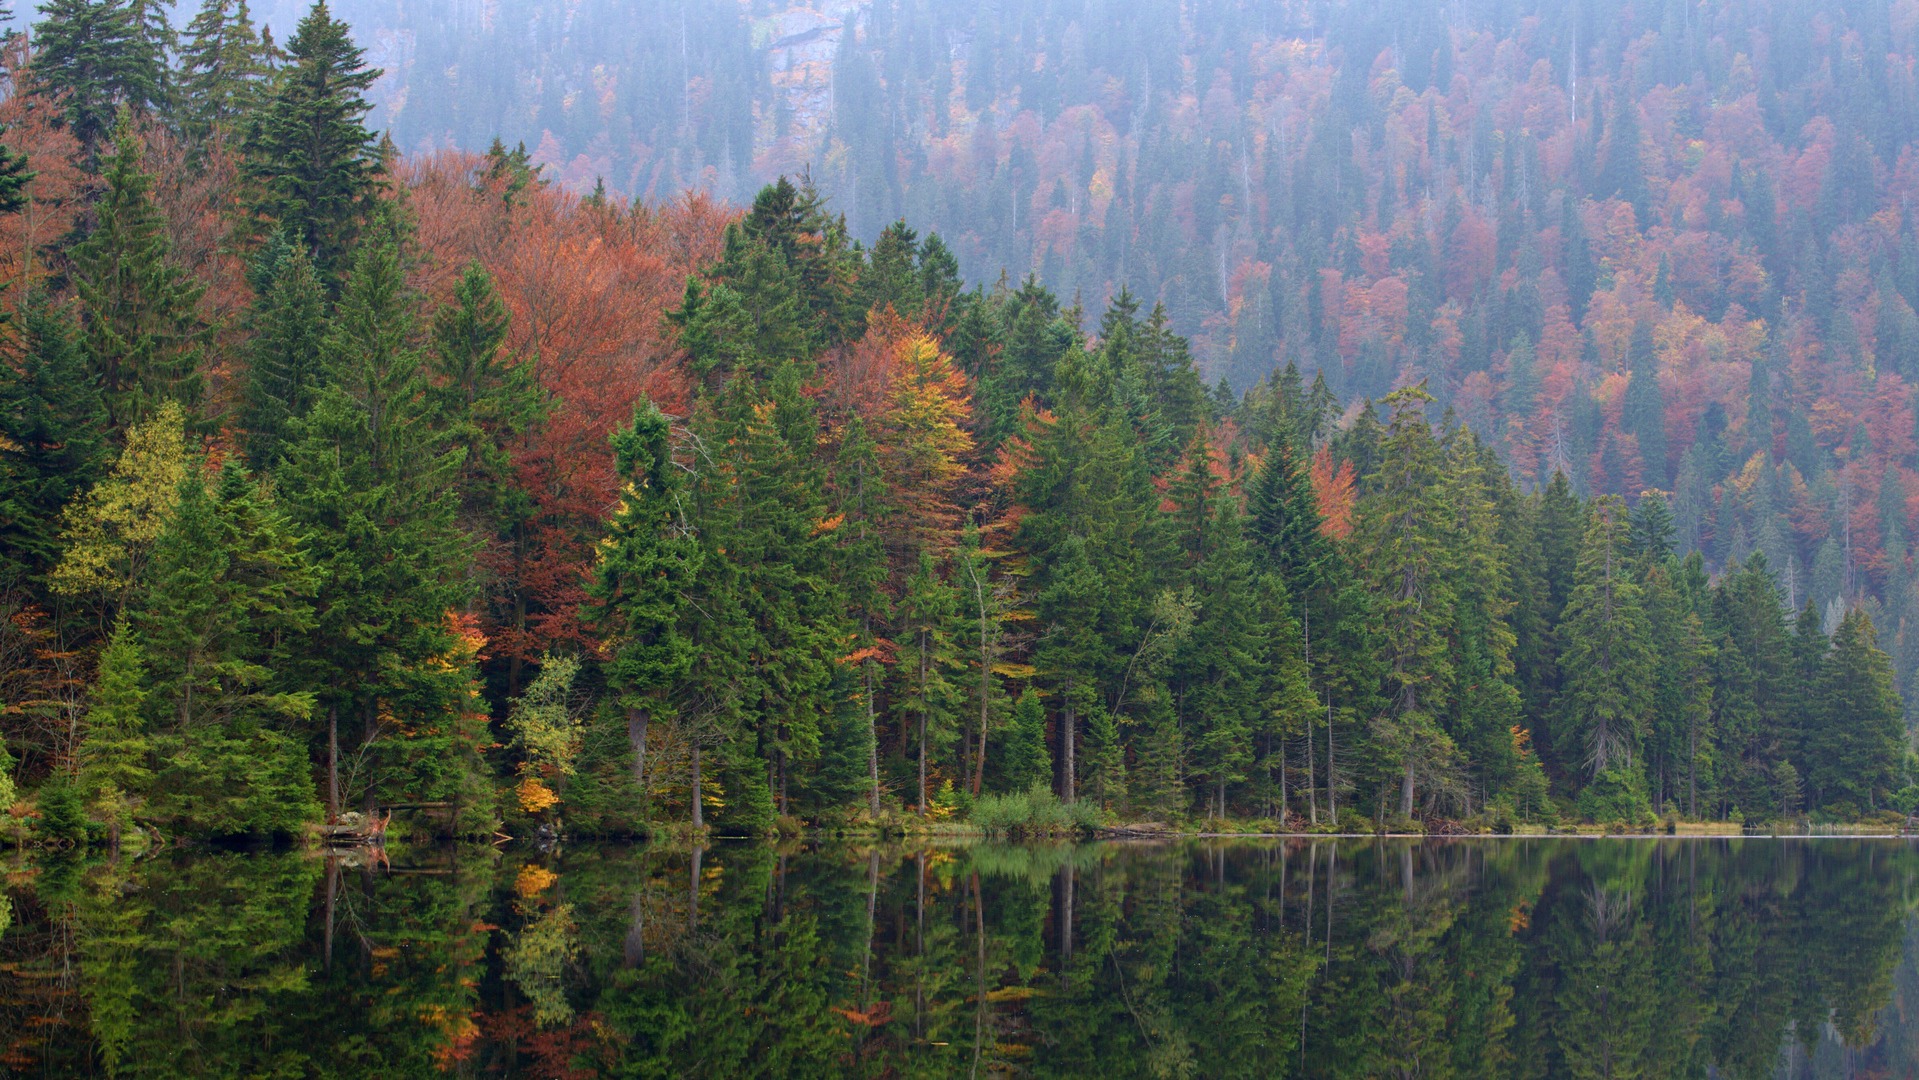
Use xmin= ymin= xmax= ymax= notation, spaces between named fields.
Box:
xmin=50 ymin=400 xmax=192 ymax=611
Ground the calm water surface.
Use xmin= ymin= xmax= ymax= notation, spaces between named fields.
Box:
xmin=2 ymin=837 xmax=1917 ymax=1077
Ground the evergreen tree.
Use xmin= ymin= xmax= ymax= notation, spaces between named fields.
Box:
xmin=177 ymin=0 xmax=271 ymax=141
xmin=584 ymin=399 xmax=700 ymax=805
xmin=239 ymin=229 xmax=327 ymax=468
xmin=1556 ymin=496 xmax=1656 ymax=821
xmin=273 ymin=218 xmax=474 ymax=818
xmin=897 ymin=550 xmax=962 ymax=814
xmin=241 ymin=0 xmax=383 ymax=281
xmin=1356 ymin=384 xmax=1460 ymax=818
xmin=1622 ymin=322 xmax=1667 ymax=487
xmin=0 ymin=296 xmax=107 ymax=589
xmin=71 ymin=111 xmax=208 ymax=432
xmin=993 ymin=688 xmax=1051 ymax=794
xmin=29 ymin=0 xmax=167 ymax=160
xmin=1809 ymin=609 xmax=1904 ymax=813
xmin=76 ymin=620 xmax=150 ymax=812
xmin=426 ymin=260 xmax=543 ymax=534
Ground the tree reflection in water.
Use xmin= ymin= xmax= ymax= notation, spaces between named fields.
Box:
xmin=0 ymin=838 xmax=1914 ymax=1077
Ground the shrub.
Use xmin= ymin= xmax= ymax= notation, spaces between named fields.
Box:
xmin=969 ymin=783 xmax=1101 ymax=836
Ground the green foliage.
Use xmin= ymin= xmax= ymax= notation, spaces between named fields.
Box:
xmin=29 ymin=0 xmax=167 ymax=159
xmin=992 ymin=688 xmax=1052 ymax=794
xmin=176 ymin=0 xmax=272 ymax=141
xmin=241 ymin=0 xmax=383 ymax=279
xmin=240 ymin=230 xmax=328 ymax=468
xmin=0 ymin=296 xmax=107 ymax=587
xmin=70 ymin=111 xmax=208 ymax=431
xmin=969 ymin=781 xmax=1102 ymax=835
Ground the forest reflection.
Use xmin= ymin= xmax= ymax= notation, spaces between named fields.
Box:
xmin=1 ymin=838 xmax=1916 ymax=1078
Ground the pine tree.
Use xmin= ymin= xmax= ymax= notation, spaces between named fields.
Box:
xmin=273 ymin=218 xmax=473 ymax=816
xmin=1556 ymin=495 xmax=1655 ymax=821
xmin=427 ymin=260 xmax=543 ymax=535
xmin=1810 ymin=609 xmax=1904 ymax=813
xmin=29 ymin=0 xmax=167 ymax=160
xmin=993 ymin=688 xmax=1051 ymax=794
xmin=71 ymin=111 xmax=208 ymax=432
xmin=897 ymin=550 xmax=962 ymax=814
xmin=1183 ymin=492 xmax=1261 ymax=817
xmin=241 ymin=0 xmax=383 ymax=280
xmin=1629 ymin=490 xmax=1676 ymax=559
xmin=76 ymin=620 xmax=150 ymax=809
xmin=239 ymin=229 xmax=327 ymax=468
xmin=584 ymin=399 xmax=701 ymax=804
xmin=1356 ymin=383 xmax=1459 ymax=818
xmin=122 ymin=461 xmax=319 ymax=834
xmin=0 ymin=296 xmax=107 ymax=589
xmin=130 ymin=460 xmax=313 ymax=732
xmin=177 ymin=0 xmax=271 ymax=141
xmin=1622 ymin=322 xmax=1667 ymax=487
xmin=0 ymin=127 xmax=34 ymax=218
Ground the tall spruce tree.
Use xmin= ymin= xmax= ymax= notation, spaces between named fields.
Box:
xmin=1356 ymin=384 xmax=1459 ymax=818
xmin=1810 ymin=609 xmax=1904 ymax=813
xmin=0 ymin=296 xmax=107 ymax=589
xmin=241 ymin=0 xmax=382 ymax=281
xmin=71 ymin=111 xmax=208 ymax=432
xmin=273 ymin=216 xmax=474 ymax=819
xmin=177 ymin=0 xmax=271 ymax=141
xmin=1556 ymin=495 xmax=1656 ymax=820
xmin=29 ymin=0 xmax=166 ymax=160
xmin=584 ymin=399 xmax=700 ymax=805
xmin=240 ymin=229 xmax=327 ymax=467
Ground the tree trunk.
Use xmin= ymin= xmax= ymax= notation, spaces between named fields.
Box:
xmin=1326 ymin=701 xmax=1337 ymax=820
xmin=866 ymin=662 xmax=881 ymax=817
xmin=327 ymin=705 xmax=341 ymax=822
xmin=918 ymin=637 xmax=930 ymax=815
xmin=623 ymin=889 xmax=646 ymax=967
xmin=973 ymin=565 xmax=992 ymax=797
xmin=626 ymin=705 xmax=649 ymax=792
xmin=1062 ymin=699 xmax=1076 ymax=804
xmin=1400 ymin=761 xmax=1415 ymax=818
xmin=1307 ymin=707 xmax=1318 ymax=825
xmin=690 ymin=745 xmax=704 ymax=830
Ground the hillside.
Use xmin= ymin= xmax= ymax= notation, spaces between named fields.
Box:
xmin=247 ymin=0 xmax=1919 ymax=713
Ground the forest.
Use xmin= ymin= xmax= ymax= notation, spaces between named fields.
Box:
xmin=0 ymin=0 xmax=1914 ymax=841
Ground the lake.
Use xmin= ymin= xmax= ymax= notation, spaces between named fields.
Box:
xmin=1 ymin=837 xmax=1915 ymax=1077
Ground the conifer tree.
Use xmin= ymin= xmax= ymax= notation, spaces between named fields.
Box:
xmin=427 ymin=260 xmax=543 ymax=535
xmin=897 ymin=550 xmax=962 ymax=814
xmin=71 ymin=112 xmax=208 ymax=431
xmin=177 ymin=0 xmax=271 ymax=141
xmin=274 ymin=217 xmax=472 ymax=816
xmin=76 ymin=621 xmax=150 ymax=811
xmin=1182 ymin=492 xmax=1260 ymax=817
xmin=1557 ymin=495 xmax=1656 ymax=820
xmin=1356 ymin=384 xmax=1459 ymax=817
xmin=584 ymin=399 xmax=700 ymax=801
xmin=241 ymin=0 xmax=382 ymax=280
xmin=1622 ymin=322 xmax=1667 ymax=486
xmin=994 ymin=688 xmax=1051 ymax=794
xmin=130 ymin=461 xmax=313 ymax=732
xmin=240 ymin=229 xmax=327 ymax=467
xmin=0 ymin=296 xmax=107 ymax=589
xmin=1810 ymin=609 xmax=1904 ymax=812
xmin=29 ymin=0 xmax=166 ymax=160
